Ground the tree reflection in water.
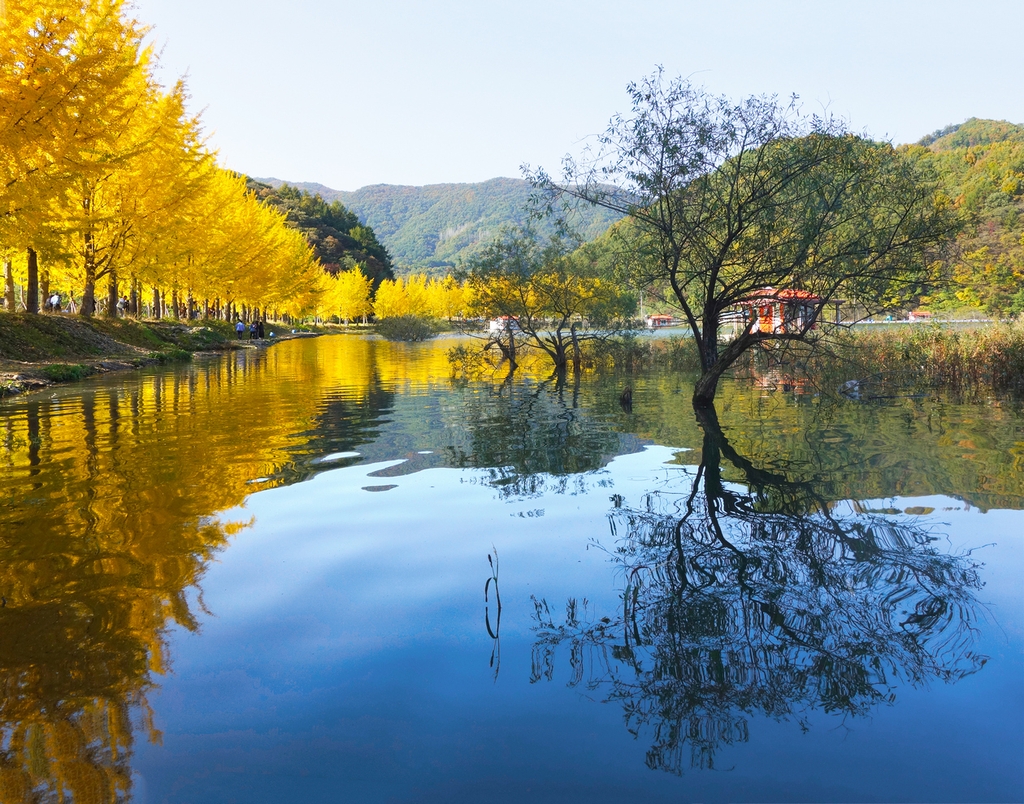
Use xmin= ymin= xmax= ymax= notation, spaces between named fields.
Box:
xmin=453 ymin=375 xmax=646 ymax=499
xmin=531 ymin=408 xmax=988 ymax=775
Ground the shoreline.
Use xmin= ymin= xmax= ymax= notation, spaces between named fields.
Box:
xmin=0 ymin=313 xmax=324 ymax=400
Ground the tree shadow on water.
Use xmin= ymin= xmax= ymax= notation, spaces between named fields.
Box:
xmin=530 ymin=406 xmax=988 ymax=775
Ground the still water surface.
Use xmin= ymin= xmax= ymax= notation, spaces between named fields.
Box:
xmin=0 ymin=335 xmax=1022 ymax=803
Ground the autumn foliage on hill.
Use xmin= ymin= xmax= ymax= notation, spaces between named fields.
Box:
xmin=908 ymin=118 xmax=1024 ymax=316
xmin=248 ymin=181 xmax=395 ymax=287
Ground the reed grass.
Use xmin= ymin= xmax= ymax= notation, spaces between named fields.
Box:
xmin=829 ymin=323 xmax=1024 ymax=396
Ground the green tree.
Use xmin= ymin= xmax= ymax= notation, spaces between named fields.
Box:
xmin=529 ymin=71 xmax=959 ymax=408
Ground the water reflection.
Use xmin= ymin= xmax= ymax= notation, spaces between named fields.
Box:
xmin=0 ymin=384 xmax=237 ymax=802
xmin=531 ymin=409 xmax=988 ymax=775
xmin=0 ymin=336 xmax=1019 ymax=800
xmin=447 ymin=375 xmax=647 ymax=499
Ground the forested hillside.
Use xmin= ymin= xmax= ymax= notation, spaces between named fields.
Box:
xmin=247 ymin=182 xmax=395 ymax=285
xmin=257 ymin=118 xmax=1024 ymax=316
xmin=908 ymin=118 xmax=1024 ymax=315
xmin=257 ymin=177 xmax=624 ymax=274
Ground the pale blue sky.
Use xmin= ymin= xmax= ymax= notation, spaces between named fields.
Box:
xmin=134 ymin=0 xmax=1024 ymax=191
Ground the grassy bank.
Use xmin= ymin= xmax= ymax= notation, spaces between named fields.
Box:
xmin=0 ymin=312 xmax=240 ymax=397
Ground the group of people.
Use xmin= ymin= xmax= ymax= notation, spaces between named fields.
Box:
xmin=236 ymin=319 xmax=266 ymax=340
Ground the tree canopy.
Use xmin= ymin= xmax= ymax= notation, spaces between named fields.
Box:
xmin=0 ymin=0 xmax=325 ymax=321
xmin=907 ymin=118 xmax=1024 ymax=316
xmin=529 ymin=70 xmax=960 ymax=408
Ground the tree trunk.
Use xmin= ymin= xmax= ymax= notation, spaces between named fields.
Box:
xmin=81 ymin=276 xmax=95 ymax=313
xmin=40 ymin=271 xmax=50 ymax=310
xmin=495 ymin=327 xmax=518 ymax=371
xmin=171 ymin=289 xmax=180 ymax=320
xmin=698 ymin=321 xmax=719 ymax=373
xmin=152 ymin=286 xmax=160 ymax=319
xmin=692 ymin=371 xmax=721 ymax=410
xmin=81 ymin=201 xmax=96 ymax=317
xmin=692 ymin=348 xmax=739 ymax=409
xmin=25 ymin=248 xmax=38 ymax=314
xmin=3 ymin=258 xmax=14 ymax=311
xmin=570 ymin=323 xmax=582 ymax=375
xmin=129 ymin=278 xmax=139 ymax=317
xmin=106 ymin=268 xmax=118 ymax=319
xmin=552 ymin=343 xmax=568 ymax=373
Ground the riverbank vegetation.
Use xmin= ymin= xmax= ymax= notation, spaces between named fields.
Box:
xmin=0 ymin=312 xmax=248 ymax=395
xmin=588 ymin=324 xmax=1024 ymax=400
xmin=0 ymin=1 xmax=392 ymax=326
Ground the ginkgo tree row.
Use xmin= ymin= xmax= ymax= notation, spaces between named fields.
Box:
xmin=0 ymin=0 xmax=322 ymax=320
xmin=315 ymin=271 xmax=474 ymax=324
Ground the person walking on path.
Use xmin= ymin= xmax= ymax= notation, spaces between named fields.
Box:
xmin=236 ymin=320 xmax=245 ymax=340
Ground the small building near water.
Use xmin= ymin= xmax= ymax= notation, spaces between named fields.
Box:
xmin=738 ymin=287 xmax=839 ymax=334
xmin=645 ymin=314 xmax=674 ymax=329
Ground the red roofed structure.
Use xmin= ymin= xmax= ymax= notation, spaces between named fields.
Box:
xmin=737 ymin=287 xmax=837 ymax=335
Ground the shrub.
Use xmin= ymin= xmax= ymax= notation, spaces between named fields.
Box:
xmin=376 ymin=316 xmax=437 ymax=342
xmin=601 ymin=335 xmax=701 ymax=372
xmin=152 ymin=348 xmax=192 ymax=364
xmin=40 ymin=363 xmax=91 ymax=382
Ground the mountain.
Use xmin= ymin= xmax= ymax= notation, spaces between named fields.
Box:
xmin=254 ymin=177 xmax=624 ymax=274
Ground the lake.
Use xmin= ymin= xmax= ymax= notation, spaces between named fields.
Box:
xmin=1 ymin=334 xmax=1021 ymax=803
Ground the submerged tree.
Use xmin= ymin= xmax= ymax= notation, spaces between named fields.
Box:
xmin=464 ymin=226 xmax=636 ymax=374
xmin=530 ymin=411 xmax=987 ymax=774
xmin=528 ymin=70 xmax=960 ymax=408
